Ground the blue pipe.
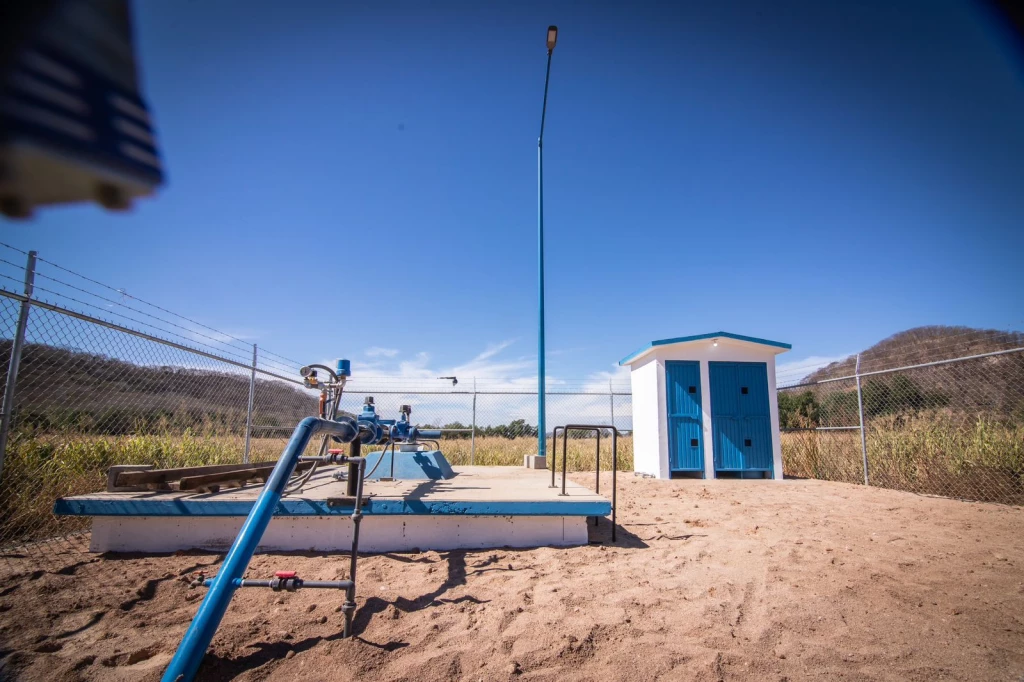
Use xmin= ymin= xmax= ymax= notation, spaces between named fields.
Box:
xmin=162 ymin=417 xmax=357 ymax=682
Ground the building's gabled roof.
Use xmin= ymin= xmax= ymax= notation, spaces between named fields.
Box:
xmin=619 ymin=331 xmax=791 ymax=366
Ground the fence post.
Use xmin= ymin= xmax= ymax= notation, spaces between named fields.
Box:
xmin=609 ymin=378 xmax=615 ymax=429
xmin=0 ymin=250 xmax=37 ymax=481
xmin=470 ymin=377 xmax=477 ymax=465
xmin=855 ymin=353 xmax=870 ymax=486
xmin=243 ymin=344 xmax=257 ymax=464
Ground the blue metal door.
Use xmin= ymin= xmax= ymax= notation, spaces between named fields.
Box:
xmin=665 ymin=361 xmax=704 ymax=472
xmin=709 ymin=362 xmax=772 ymax=473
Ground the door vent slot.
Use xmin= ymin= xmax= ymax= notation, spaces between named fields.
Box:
xmin=744 ymin=439 xmax=752 ymax=447
xmin=690 ymin=438 xmax=699 ymax=447
xmin=688 ymin=386 xmax=696 ymax=394
xmin=741 ymin=386 xmax=749 ymax=395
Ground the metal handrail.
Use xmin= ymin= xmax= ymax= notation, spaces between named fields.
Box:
xmin=550 ymin=425 xmax=565 ymax=489
xmin=552 ymin=424 xmax=618 ymax=542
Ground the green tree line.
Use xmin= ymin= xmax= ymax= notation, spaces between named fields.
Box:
xmin=779 ymin=374 xmax=950 ymax=429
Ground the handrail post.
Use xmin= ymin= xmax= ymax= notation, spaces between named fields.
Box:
xmin=0 ymin=250 xmax=36 ymax=482
xmin=611 ymin=427 xmax=617 ymax=542
xmin=560 ymin=427 xmax=568 ymax=496
xmin=558 ymin=424 xmax=619 ymax=540
xmin=593 ymin=430 xmax=600 ymax=525
xmin=549 ymin=426 xmax=562 ymax=488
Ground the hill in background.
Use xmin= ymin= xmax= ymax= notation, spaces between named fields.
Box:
xmin=1 ymin=342 xmax=315 ymax=434
xmin=805 ymin=325 xmax=1024 ymax=381
xmin=781 ymin=326 xmax=1024 ymax=428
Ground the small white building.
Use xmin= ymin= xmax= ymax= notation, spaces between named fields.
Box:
xmin=620 ymin=332 xmax=791 ymax=480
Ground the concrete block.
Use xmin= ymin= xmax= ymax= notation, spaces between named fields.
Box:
xmin=523 ymin=455 xmax=547 ymax=469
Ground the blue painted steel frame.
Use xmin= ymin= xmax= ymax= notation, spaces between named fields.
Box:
xmin=161 ymin=417 xmax=355 ymax=682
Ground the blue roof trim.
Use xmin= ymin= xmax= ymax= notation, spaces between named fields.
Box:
xmin=53 ymin=496 xmax=611 ymax=518
xmin=619 ymin=331 xmax=791 ymax=365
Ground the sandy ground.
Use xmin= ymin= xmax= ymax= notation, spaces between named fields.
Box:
xmin=1 ymin=474 xmax=1022 ymax=682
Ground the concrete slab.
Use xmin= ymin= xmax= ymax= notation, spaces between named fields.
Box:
xmin=55 ymin=466 xmax=609 ymax=517
xmin=55 ymin=466 xmax=609 ymax=553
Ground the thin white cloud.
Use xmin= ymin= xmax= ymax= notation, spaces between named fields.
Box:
xmin=329 ymin=340 xmax=628 ymax=412
xmin=310 ymin=342 xmax=640 ymax=430
xmin=581 ymin=364 xmax=632 ymax=393
xmin=472 ymin=339 xmax=517 ymax=363
xmin=365 ymin=347 xmax=399 ymax=358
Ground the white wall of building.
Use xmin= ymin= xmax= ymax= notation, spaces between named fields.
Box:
xmin=625 ymin=336 xmax=786 ymax=480
xmin=629 ymin=356 xmax=663 ymax=477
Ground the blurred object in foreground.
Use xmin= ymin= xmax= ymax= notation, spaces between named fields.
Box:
xmin=0 ymin=0 xmax=163 ymax=220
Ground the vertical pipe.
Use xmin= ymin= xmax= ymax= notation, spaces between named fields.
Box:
xmin=346 ymin=448 xmax=359 ymax=497
xmin=343 ymin=457 xmax=365 ymax=638
xmin=0 ymin=250 xmax=36 ymax=481
xmin=593 ymin=430 xmax=600 ymax=526
xmin=243 ymin=344 xmax=257 ymax=464
xmin=560 ymin=427 xmax=568 ymax=496
xmin=537 ymin=48 xmax=553 ymax=464
xmin=611 ymin=428 xmax=617 ymax=542
xmin=470 ymin=377 xmax=477 ymax=465
xmin=855 ymin=353 xmax=870 ymax=486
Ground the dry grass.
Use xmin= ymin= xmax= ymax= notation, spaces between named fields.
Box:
xmin=0 ymin=432 xmax=632 ymax=550
xmin=4 ymin=412 xmax=1020 ymax=555
xmin=782 ymin=413 xmax=1024 ymax=503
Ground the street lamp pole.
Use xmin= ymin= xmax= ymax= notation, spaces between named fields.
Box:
xmin=534 ymin=26 xmax=558 ymax=468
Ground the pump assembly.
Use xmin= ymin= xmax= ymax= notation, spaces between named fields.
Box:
xmin=158 ymin=358 xmax=453 ymax=682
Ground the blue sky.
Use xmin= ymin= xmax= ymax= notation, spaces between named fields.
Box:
xmin=3 ymin=0 xmax=1023 ymax=388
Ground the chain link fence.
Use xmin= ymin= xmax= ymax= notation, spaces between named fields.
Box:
xmin=0 ymin=246 xmax=633 ymax=568
xmin=1 ymin=245 xmax=1021 ymax=572
xmin=780 ymin=345 xmax=1024 ymax=504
